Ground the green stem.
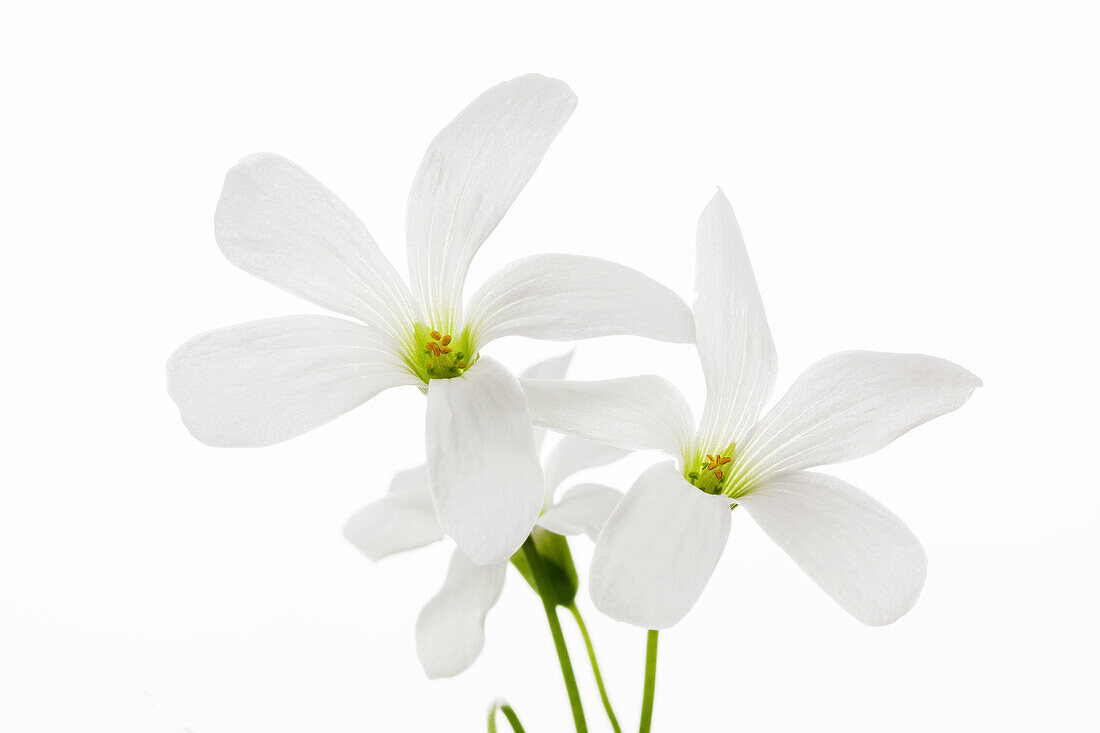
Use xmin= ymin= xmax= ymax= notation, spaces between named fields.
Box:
xmin=487 ymin=699 xmax=527 ymax=733
xmin=566 ymin=604 xmax=622 ymax=733
xmin=639 ymin=630 xmax=659 ymax=733
xmin=521 ymin=536 xmax=588 ymax=733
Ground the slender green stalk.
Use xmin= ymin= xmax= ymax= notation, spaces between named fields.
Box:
xmin=639 ymin=630 xmax=659 ymax=733
xmin=566 ymin=604 xmax=622 ymax=733
xmin=521 ymin=536 xmax=588 ymax=732
xmin=487 ymin=699 xmax=527 ymax=733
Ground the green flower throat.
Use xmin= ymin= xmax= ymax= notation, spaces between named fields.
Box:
xmin=405 ymin=324 xmax=478 ymax=383
xmin=685 ymin=443 xmax=749 ymax=497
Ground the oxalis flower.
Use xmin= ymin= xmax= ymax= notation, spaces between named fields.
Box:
xmin=343 ymin=352 xmax=628 ymax=678
xmin=166 ymin=75 xmax=693 ymax=565
xmin=521 ymin=190 xmax=981 ymax=629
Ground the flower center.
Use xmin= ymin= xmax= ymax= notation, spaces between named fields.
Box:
xmin=415 ymin=326 xmax=475 ymax=381
xmin=686 ymin=447 xmax=735 ymax=495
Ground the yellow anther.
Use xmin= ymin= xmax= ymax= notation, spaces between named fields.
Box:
xmin=417 ymin=324 xmax=473 ymax=380
xmin=689 ymin=448 xmax=735 ymax=494
xmin=706 ymin=453 xmax=731 ymax=473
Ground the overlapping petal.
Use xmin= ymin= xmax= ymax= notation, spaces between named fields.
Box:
xmin=425 ymin=357 xmax=544 ymax=565
xmin=465 ymin=254 xmax=694 ymax=347
xmin=518 ymin=350 xmax=575 ymax=381
xmin=215 ymin=154 xmax=420 ymax=341
xmin=694 ymin=190 xmax=777 ymax=449
xmin=589 ymin=462 xmax=731 ymax=629
xmin=535 ymin=483 xmax=623 ymax=541
xmin=739 ymin=351 xmax=982 ymax=477
xmin=407 ymin=74 xmax=577 ymax=327
xmin=542 ymin=436 xmax=630 ymax=492
xmin=737 ymin=471 xmax=927 ymax=626
xmin=522 ymin=376 xmax=695 ymax=458
xmin=387 ymin=464 xmax=431 ymax=494
xmin=343 ymin=468 xmax=442 ymax=561
xmin=166 ymin=315 xmax=419 ymax=447
xmin=520 ymin=350 xmax=575 ymax=450
xmin=415 ymin=550 xmax=507 ymax=678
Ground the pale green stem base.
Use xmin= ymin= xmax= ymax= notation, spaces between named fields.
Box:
xmin=487 ymin=700 xmax=526 ymax=733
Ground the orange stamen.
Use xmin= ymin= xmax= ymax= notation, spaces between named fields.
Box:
xmin=430 ymin=330 xmax=442 ymax=341
xmin=440 ymin=334 xmax=452 ymax=346
xmin=714 ymin=469 xmax=723 ymax=481
xmin=717 ymin=456 xmax=731 ymax=466
xmin=456 ymin=360 xmax=467 ymax=369
xmin=439 ymin=346 xmax=452 ymax=354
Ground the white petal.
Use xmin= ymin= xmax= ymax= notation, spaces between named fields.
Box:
xmin=695 ymin=190 xmax=778 ymax=450
xmin=215 ymin=154 xmax=420 ymax=340
xmin=521 ymin=376 xmax=695 ymax=457
xmin=536 ymin=483 xmax=623 ymax=541
xmin=166 ymin=316 xmax=418 ymax=447
xmin=465 ymin=254 xmax=694 ymax=347
xmin=518 ymin=349 xmax=574 ymax=380
xmin=388 ymin=464 xmax=430 ymax=495
xmin=407 ymin=74 xmax=577 ymax=327
xmin=425 ymin=357 xmax=544 ymax=564
xmin=589 ymin=461 xmax=731 ymax=629
xmin=740 ymin=351 xmax=982 ymax=476
xmin=416 ymin=550 xmax=507 ymax=678
xmin=543 ymin=436 xmax=631 ymax=491
xmin=343 ymin=473 xmax=442 ymax=561
xmin=519 ymin=349 xmax=575 ymax=450
xmin=737 ymin=471 xmax=927 ymax=625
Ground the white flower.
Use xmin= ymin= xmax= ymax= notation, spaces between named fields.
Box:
xmin=166 ymin=75 xmax=693 ymax=565
xmin=521 ymin=190 xmax=981 ymax=629
xmin=343 ymin=352 xmax=628 ymax=678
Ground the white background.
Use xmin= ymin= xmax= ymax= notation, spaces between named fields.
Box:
xmin=2 ymin=1 xmax=1097 ymax=731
